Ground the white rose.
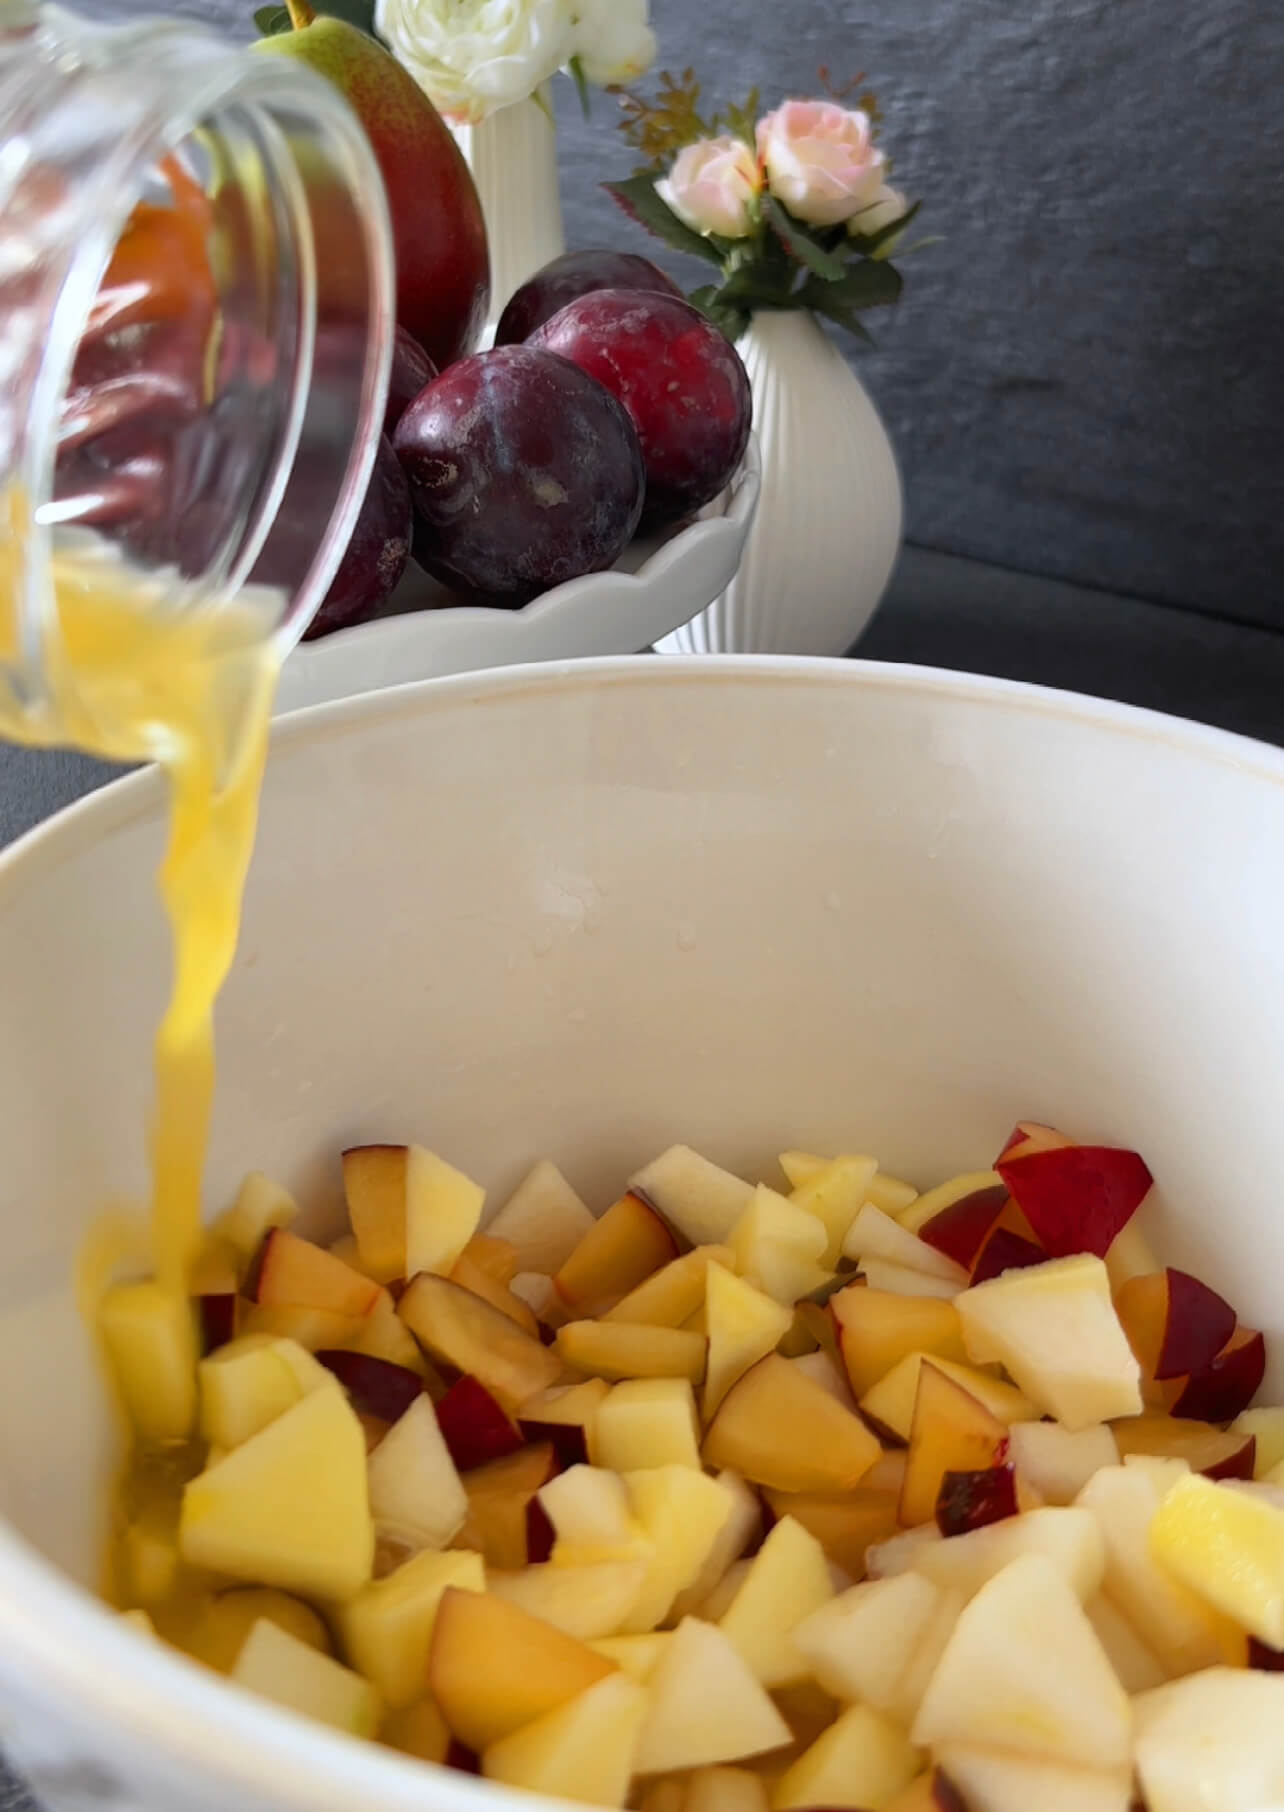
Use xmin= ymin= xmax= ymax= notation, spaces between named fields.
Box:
xmin=375 ymin=0 xmax=579 ymax=123
xmin=849 ymin=183 xmax=909 ymax=239
xmin=656 ymin=136 xmax=760 ymax=240
xmin=756 ymin=99 xmax=886 ymax=228
xmin=570 ymin=0 xmax=655 ymax=86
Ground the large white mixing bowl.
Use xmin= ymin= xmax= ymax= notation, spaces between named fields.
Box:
xmin=0 ymin=658 xmax=1280 ymax=1812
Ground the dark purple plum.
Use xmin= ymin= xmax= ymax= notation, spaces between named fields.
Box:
xmin=935 ymin=1464 xmax=1020 ymax=1538
xmin=393 ymin=344 xmax=645 ymax=604
xmin=384 ymin=325 xmax=438 ymax=437
xmin=531 ymin=289 xmax=752 ymax=526
xmin=303 ymin=434 xmax=412 ymax=639
xmin=495 ymin=249 xmax=682 ymax=346
xmin=314 ymin=1350 xmax=425 ymax=1423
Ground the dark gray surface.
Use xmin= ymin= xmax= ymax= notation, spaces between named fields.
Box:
xmin=80 ymin=0 xmax=1284 ymax=624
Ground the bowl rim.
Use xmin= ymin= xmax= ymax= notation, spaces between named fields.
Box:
xmin=2 ymin=652 xmax=1283 ymax=1809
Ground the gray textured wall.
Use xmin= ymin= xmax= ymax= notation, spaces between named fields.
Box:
xmin=87 ymin=0 xmax=1284 ymax=623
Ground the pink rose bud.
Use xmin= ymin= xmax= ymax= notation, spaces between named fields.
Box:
xmin=656 ymin=135 xmax=761 ymax=240
xmin=850 ymin=182 xmax=909 ymax=239
xmin=756 ymin=99 xmax=886 ymax=228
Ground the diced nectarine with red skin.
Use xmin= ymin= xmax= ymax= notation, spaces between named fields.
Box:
xmin=830 ymin=1286 xmax=966 ymax=1399
xmin=969 ymin=1228 xmax=1046 ymax=1285
xmin=995 ymin=1143 xmax=1152 ymax=1259
xmin=900 ymin=1360 xmax=1010 ymax=1528
xmin=517 ymin=1377 xmax=610 ymax=1469
xmin=936 ymin=1464 xmax=1020 ymax=1537
xmin=397 ymin=1272 xmax=561 ymax=1413
xmin=1112 ymin=1413 xmax=1257 ymax=1480
xmin=918 ymin=1185 xmax=1010 ymax=1269
xmin=761 ymin=1489 xmax=899 ymax=1581
xmin=453 ymin=1442 xmax=560 ymax=1569
xmin=245 ymin=1229 xmax=381 ymax=1318
xmin=995 ymin=1122 xmax=1073 ymax=1163
xmin=703 ymin=1353 xmax=881 ymax=1493
xmin=450 ymin=1251 xmax=540 ymax=1336
xmin=1116 ymin=1268 xmax=1237 ymax=1383
xmin=434 ymin=1375 xmax=524 ymax=1473
xmin=553 ymin=1192 xmax=679 ymax=1314
xmin=1166 ymin=1325 xmax=1267 ymax=1422
xmin=314 ymin=1349 xmax=424 ymax=1424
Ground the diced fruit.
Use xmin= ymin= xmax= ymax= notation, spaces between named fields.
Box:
xmin=772 ymin=1678 xmax=844 ymax=1755
xmin=777 ymin=1151 xmax=828 ymax=1190
xmin=623 ymin=1467 xmax=739 ymax=1632
xmin=1235 ymin=1407 xmax=1284 ymax=1477
xmin=900 ymin=1172 xmax=1006 ymax=1238
xmin=935 ymin=1466 xmax=1020 ymax=1538
xmin=197 ymin=1291 xmax=238 ymax=1355
xmin=555 ymin=1194 xmax=680 ymax=1315
xmin=434 ymin=1376 xmax=523 ymax=1473
xmin=970 ymin=1229 xmax=1047 ymax=1286
xmin=640 ymin=1782 xmax=687 ymax=1812
xmin=729 ymin=1187 xmax=830 ymax=1305
xmin=762 ymin=1488 xmax=899 ymax=1582
xmin=314 ymin=1349 xmax=423 ymax=1425
xmin=696 ymin=1560 xmax=753 ymax=1624
xmin=634 ymin=1618 xmax=792 ymax=1774
xmin=685 ymin=1767 xmax=769 ymax=1812
xmin=342 ymin=1144 xmax=485 ymax=1286
xmin=590 ymin=1633 xmax=673 ymax=1681
xmin=198 ymin=1334 xmax=310 ymax=1449
xmin=772 ymin=1702 xmax=920 ymax=1811
xmin=341 ymin=1290 xmax=435 ymax=1381
xmin=900 ymin=1361 xmax=1010 ymax=1528
xmin=1250 ymin=1636 xmax=1284 ymax=1671
xmin=239 ymin=1301 xmax=365 ymax=1352
xmin=704 ymin=1354 xmax=881 ymax=1493
xmin=540 ymin=1466 xmax=652 ymax=1566
xmin=995 ymin=1143 xmax=1152 ymax=1258
xmin=178 ymin=1587 xmax=330 ymax=1674
xmin=487 ymin=1161 xmax=595 ymax=1275
xmin=1166 ymin=1325 xmax=1266 ymax=1422
xmin=489 ymin=1561 xmax=648 ymax=1640
xmin=913 ymin=1182 xmax=1010 ymax=1268
xmin=457 ymin=1231 xmax=518 ymax=1281
xmin=867 ymin=1173 xmax=920 ymax=1215
xmin=556 ymin=1321 xmax=707 ymax=1384
xmin=456 ymin=1443 xmax=558 ymax=1569
xmin=911 ymin=1553 xmax=1131 ymax=1766
xmin=842 ymin=1203 xmax=968 ymax=1287
xmin=380 ymin=1696 xmax=451 ymax=1764
xmin=483 ymin=1669 xmax=648 ymax=1808
xmin=717 ymin=1516 xmax=833 ymax=1688
xmin=1133 ymin=1668 xmax=1284 ymax=1812
xmin=607 ymin=1248 xmax=733 ymax=1330
xmin=1083 ymin=1595 xmax=1169 ymax=1692
xmin=342 ymin=1145 xmax=411 ymax=1283
xmin=704 ymin=1264 xmax=793 ymax=1418
xmin=1007 ymin=1421 xmax=1119 ymax=1505
xmin=520 ymin=1378 xmax=611 ymax=1468
xmin=122 ymin=1504 xmax=184 ymax=1604
xmin=340 ymin=1548 xmax=485 ymax=1709
xmin=595 ymin=1380 xmax=702 ymax=1472
xmin=792 ymin=1572 xmax=939 ymax=1709
xmin=1149 ymin=1472 xmax=1284 ymax=1647
xmin=1116 ymin=1268 xmax=1236 ymax=1383
xmin=830 ymin=1286 xmax=966 ymax=1399
xmin=1101 ymin=1217 xmax=1160 ymax=1293
xmin=789 ymin=1349 xmax=851 ymax=1406
xmin=218 ymin=1172 xmax=298 ymax=1259
xmin=884 ymin=1588 xmax=966 ymax=1730
xmin=629 ymin=1147 xmax=755 ymax=1247
xmin=933 ymin=1746 xmax=1132 ymax=1812
xmin=180 ymin=1382 xmax=373 ymax=1600
xmin=398 ymin=1272 xmax=560 ymax=1411
xmin=790 ymin=1155 xmax=879 ymax=1265
xmin=885 ymin=1505 xmax=1106 ymax=1603
xmin=858 ymin=1260 xmax=959 ymax=1300
xmin=450 ymin=1251 xmax=540 ymax=1336
xmin=996 ymin=1121 xmax=1072 ymax=1162
xmin=511 ymin=1273 xmax=557 ymax=1319
xmin=232 ymin=1619 xmax=381 ymax=1736
xmin=667 ymin=1471 xmax=762 ymax=1622
xmin=956 ymin=1255 xmax=1142 ymax=1429
xmin=1111 ymin=1413 xmax=1255 ymax=1480
xmin=1075 ymin=1463 xmax=1226 ymax=1674
xmin=860 ymin=1352 xmax=1037 ymax=1443
xmin=245 ymin=1229 xmax=380 ymax=1318
xmin=100 ymin=1281 xmax=198 ymax=1442
xmin=427 ymin=1586 xmax=617 ymax=1751
xmin=366 ymin=1394 xmax=467 ymax=1552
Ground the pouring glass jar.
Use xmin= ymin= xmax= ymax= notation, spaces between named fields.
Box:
xmin=0 ymin=1 xmax=395 ymax=753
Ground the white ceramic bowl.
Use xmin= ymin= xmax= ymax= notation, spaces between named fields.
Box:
xmin=274 ymin=441 xmax=761 ymax=715
xmin=0 ymin=658 xmax=1282 ymax=1812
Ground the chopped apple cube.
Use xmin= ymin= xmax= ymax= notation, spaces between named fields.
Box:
xmin=1083 ymin=1594 xmax=1170 ymax=1692
xmin=866 ymin=1172 xmax=920 ymax=1215
xmin=1007 ymin=1421 xmax=1120 ymax=1505
xmin=595 ymin=1380 xmax=702 ymax=1472
xmin=956 ymin=1255 xmax=1142 ymax=1429
xmin=540 ymin=1466 xmax=653 ymax=1566
xmin=859 ymin=1260 xmax=960 ymax=1300
xmin=789 ymin=1348 xmax=852 ymax=1406
xmin=842 ymin=1204 xmax=968 ymax=1286
xmin=343 ymin=1290 xmax=434 ymax=1379
xmin=761 ymin=1488 xmax=899 ymax=1582
xmin=606 ymin=1248 xmax=734 ymax=1330
xmin=900 ymin=1361 xmax=1009 ymax=1528
xmin=557 ymin=1321 xmax=707 ymax=1384
xmin=180 ymin=1382 xmax=373 ymax=1601
xmin=246 ymin=1229 xmax=381 ymax=1319
xmin=555 ymin=1194 xmax=680 ymax=1315
xmin=176 ymin=1586 xmax=331 ymax=1675
xmin=902 ymin=1505 xmax=1106 ymax=1603
xmin=667 ymin=1471 xmax=762 ymax=1623
xmin=483 ymin=1669 xmax=648 ymax=1808
xmin=380 ymin=1695 xmax=451 ymax=1763
xmin=695 ymin=1559 xmax=753 ymax=1624
xmin=777 ymin=1151 xmax=828 ymax=1190
xmin=218 ymin=1172 xmax=298 ymax=1260
xmin=198 ymin=1335 xmax=314 ymax=1449
xmin=340 ymin=1548 xmax=484 ymax=1708
xmin=629 ymin=1146 xmax=755 ymax=1247
xmin=1235 ymin=1406 xmax=1284 ymax=1478
xmin=634 ymin=1618 xmax=792 ymax=1775
xmin=704 ymin=1264 xmax=793 ymax=1418
xmin=704 ymin=1354 xmax=881 ymax=1493
xmin=1149 ymin=1472 xmax=1284 ymax=1647
xmin=1133 ymin=1668 xmax=1284 ymax=1812
xmin=934 ymin=1746 xmax=1132 ymax=1812
xmin=899 ymin=1171 xmax=1006 ymax=1237
xmin=789 ymin=1154 xmax=879 ymax=1265
xmin=342 ymin=1145 xmax=413 ymax=1283
xmin=685 ymin=1767 xmax=769 ymax=1812
xmin=398 ymin=1272 xmax=560 ymax=1412
xmin=883 ymin=1586 xmax=966 ymax=1730
xmin=912 ymin=1553 xmax=1132 ymax=1766
xmin=623 ymin=1467 xmax=739 ymax=1633
xmin=99 ymin=1281 xmax=198 ymax=1443
xmin=792 ymin=1572 xmax=939 ymax=1709
xmin=428 ymin=1586 xmax=617 ymax=1752
xmin=589 ymin=1633 xmax=673 ymax=1680
xmin=232 ymin=1618 xmax=381 ymax=1737
xmin=489 ymin=1560 xmax=648 ymax=1641
xmin=717 ymin=1516 xmax=834 ymax=1688
xmin=366 ymin=1395 xmax=467 ymax=1552
xmin=830 ymin=1286 xmax=967 ymax=1399
xmin=860 ymin=1351 xmax=1036 ymax=1443
xmin=772 ymin=1703 xmax=920 ymax=1811
xmin=488 ymin=1160 xmax=594 ymax=1274
xmin=405 ymin=1148 xmax=486 ymax=1279
xmin=729 ymin=1186 xmax=830 ymax=1305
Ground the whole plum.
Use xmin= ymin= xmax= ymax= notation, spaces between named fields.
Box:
xmin=303 ymin=435 xmax=412 ymax=639
xmin=530 ymin=289 xmax=752 ymax=526
xmin=384 ymin=326 xmax=438 ymax=438
xmin=495 ymin=249 xmax=681 ymax=346
xmin=393 ymin=345 xmax=645 ymax=604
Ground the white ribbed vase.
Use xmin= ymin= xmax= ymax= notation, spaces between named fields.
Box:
xmin=451 ymin=91 xmax=565 ymax=343
xmin=657 ymin=309 xmax=902 ymax=656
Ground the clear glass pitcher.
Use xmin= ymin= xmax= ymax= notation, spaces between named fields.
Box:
xmin=0 ymin=2 xmax=395 ymax=747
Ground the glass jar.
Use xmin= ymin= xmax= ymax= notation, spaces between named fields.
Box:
xmin=0 ymin=1 xmax=395 ymax=742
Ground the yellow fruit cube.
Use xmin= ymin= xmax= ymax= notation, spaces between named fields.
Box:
xmin=1149 ymin=1473 xmax=1284 ymax=1648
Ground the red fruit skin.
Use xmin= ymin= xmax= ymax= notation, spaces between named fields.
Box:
xmin=525 ymin=1496 xmax=557 ymax=1564
xmin=932 ymin=1773 xmax=971 ymax=1812
xmin=395 ymin=345 xmax=646 ymax=603
xmin=530 ymin=289 xmax=753 ymax=525
xmin=1169 ymin=1327 xmax=1266 ymax=1422
xmin=385 ymin=326 xmax=438 ymax=438
xmin=302 ymin=435 xmax=412 ymax=639
xmin=1200 ymin=1434 xmax=1256 ymax=1481
xmin=1154 ymin=1269 xmax=1238 ymax=1381
xmin=435 ymin=1375 xmax=524 ymax=1472
xmin=935 ymin=1463 xmax=1019 ymax=1538
xmin=446 ymin=1740 xmax=481 ymax=1774
xmin=919 ymin=1185 xmax=1010 ymax=1269
xmin=996 ymin=1144 xmax=1153 ymax=1258
xmin=198 ymin=1293 xmax=237 ymax=1355
xmin=516 ymin=1418 xmax=590 ymax=1470
xmin=495 ymin=250 xmax=682 ymax=346
xmin=969 ymin=1228 xmax=1047 ymax=1286
xmin=314 ymin=1350 xmax=424 ymax=1424
xmin=995 ymin=1121 xmax=1071 ymax=1162
xmin=1249 ymin=1636 xmax=1284 ymax=1671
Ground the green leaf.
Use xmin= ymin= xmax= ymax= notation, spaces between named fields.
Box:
xmin=253 ymin=5 xmax=290 ymax=33
xmin=806 ymin=293 xmax=875 ymax=344
xmin=568 ymin=55 xmax=592 ymax=120
xmin=604 ymin=175 xmax=726 ymax=269
xmin=850 ymin=197 xmax=923 ymax=257
xmin=801 ymin=259 xmax=903 ymax=314
xmin=761 ymin=196 xmax=847 ymax=283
